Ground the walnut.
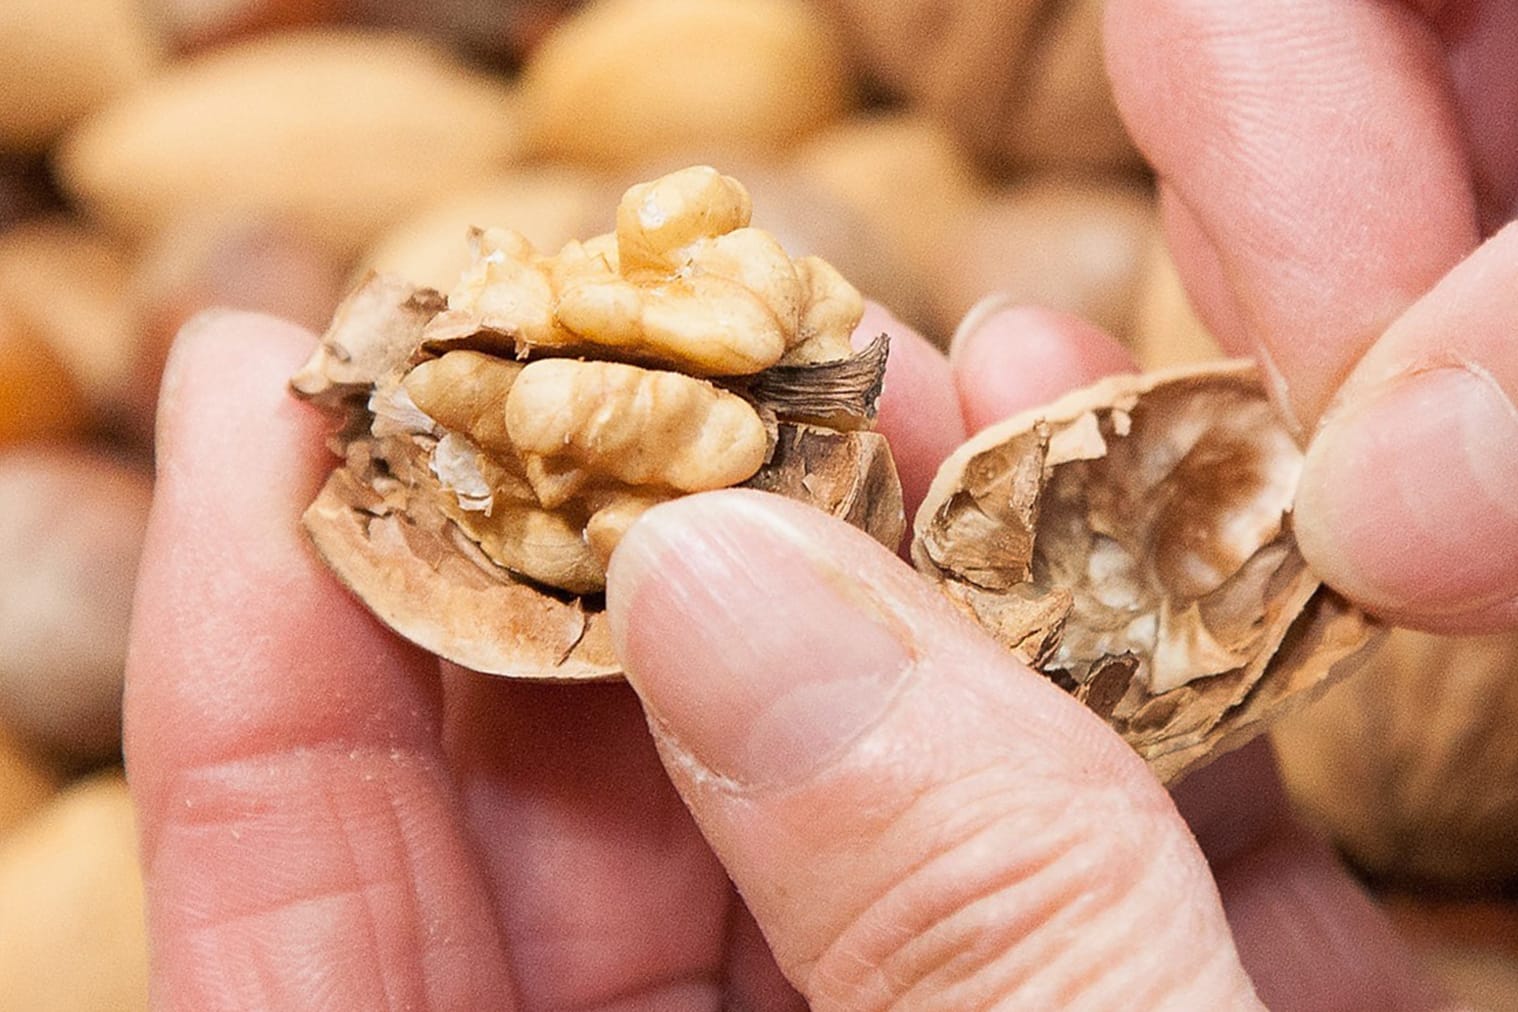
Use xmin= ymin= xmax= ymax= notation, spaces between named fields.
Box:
xmin=790 ymin=113 xmax=986 ymax=310
xmin=817 ymin=0 xmax=1139 ymax=172
xmin=56 ymin=31 xmax=522 ymax=257
xmin=0 ymin=775 xmax=147 ymax=1012
xmin=0 ymin=0 xmax=161 ymax=152
xmin=0 ymin=219 xmax=137 ymax=427
xmin=502 ymin=359 xmax=770 ymax=502
xmin=519 ymin=0 xmax=851 ymax=167
xmin=913 ymin=361 xmax=1379 ymax=783
xmin=930 ymin=177 xmax=1157 ymax=343
xmin=1275 ymin=628 xmax=1518 ymax=886
xmin=292 ymin=166 xmax=903 ymax=679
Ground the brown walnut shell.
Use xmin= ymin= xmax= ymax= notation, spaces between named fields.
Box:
xmin=913 ymin=360 xmax=1379 ymax=783
xmin=1275 ymin=627 xmax=1518 ymax=887
xmin=295 ymin=272 xmax=903 ymax=680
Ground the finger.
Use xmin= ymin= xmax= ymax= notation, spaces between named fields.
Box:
xmin=124 ymin=313 xmax=513 ymax=1009
xmin=947 ymin=296 xmax=1137 ymax=433
xmin=1157 ymin=186 xmax=1251 ymax=356
xmin=1294 ymin=223 xmax=1518 ymax=629
xmin=1171 ymin=742 xmax=1445 ymax=1010
xmin=440 ymin=672 xmax=735 ymax=1010
xmin=1436 ymin=0 xmax=1518 ymax=230
xmin=1105 ymin=0 xmax=1481 ymax=431
xmin=1218 ymin=825 xmax=1448 ymax=1010
xmin=854 ymin=301 xmax=967 ymax=528
xmin=606 ymin=491 xmax=1258 ymax=1008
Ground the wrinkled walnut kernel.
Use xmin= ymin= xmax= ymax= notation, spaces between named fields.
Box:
xmin=292 ymin=166 xmax=903 ymax=679
xmin=913 ymin=361 xmax=1379 ymax=782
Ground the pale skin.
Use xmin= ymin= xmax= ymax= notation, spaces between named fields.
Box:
xmin=125 ymin=2 xmax=1514 ymax=1008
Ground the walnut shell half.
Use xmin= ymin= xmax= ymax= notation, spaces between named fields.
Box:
xmin=302 ymin=409 xmax=901 ymax=680
xmin=912 ymin=361 xmax=1379 ymax=783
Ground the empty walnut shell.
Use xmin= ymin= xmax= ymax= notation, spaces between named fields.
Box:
xmin=912 ymin=360 xmax=1379 ymax=783
xmin=292 ymin=170 xmax=904 ymax=679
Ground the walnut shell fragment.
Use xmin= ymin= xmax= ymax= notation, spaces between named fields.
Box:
xmin=293 ymin=166 xmax=904 ymax=680
xmin=912 ymin=361 xmax=1379 ymax=783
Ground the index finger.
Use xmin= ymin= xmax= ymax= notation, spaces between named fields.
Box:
xmin=124 ymin=313 xmax=513 ymax=1008
xmin=1104 ymin=0 xmax=1484 ymax=430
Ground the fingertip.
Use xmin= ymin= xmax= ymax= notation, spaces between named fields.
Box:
xmin=1296 ymin=364 xmax=1518 ymax=628
xmin=154 ymin=309 xmax=320 ymax=475
xmin=126 ymin=307 xmax=435 ymax=813
xmin=949 ymin=297 xmax=1136 ymax=432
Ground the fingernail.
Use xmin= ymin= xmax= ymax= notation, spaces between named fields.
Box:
xmin=607 ymin=491 xmax=914 ymax=788
xmin=1297 ymin=366 xmax=1518 ymax=617
xmin=947 ymin=292 xmax=1020 ymax=363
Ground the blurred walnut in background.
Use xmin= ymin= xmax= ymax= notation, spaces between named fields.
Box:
xmin=1276 ymin=629 xmax=1518 ymax=888
xmin=148 ymin=0 xmax=585 ymax=64
xmin=519 ymin=0 xmax=852 ymax=167
xmin=819 ymin=0 xmax=1139 ymax=172
xmin=0 ymin=0 xmax=163 ymax=152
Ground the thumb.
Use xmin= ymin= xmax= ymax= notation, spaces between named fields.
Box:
xmin=1295 ymin=222 xmax=1518 ymax=632
xmin=606 ymin=491 xmax=1259 ymax=1010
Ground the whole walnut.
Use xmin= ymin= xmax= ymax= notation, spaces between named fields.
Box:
xmin=818 ymin=0 xmax=1141 ymax=172
xmin=791 ymin=112 xmax=986 ymax=331
xmin=1275 ymin=628 xmax=1518 ymax=887
xmin=58 ymin=30 xmax=523 ymax=258
xmin=0 ymin=776 xmax=147 ymax=1011
xmin=0 ymin=219 xmax=137 ymax=429
xmin=931 ymin=177 xmax=1157 ymax=342
xmin=0 ymin=0 xmax=162 ymax=151
xmin=292 ymin=166 xmax=903 ymax=679
xmin=0 ymin=449 xmax=152 ymax=762
xmin=520 ymin=0 xmax=852 ymax=167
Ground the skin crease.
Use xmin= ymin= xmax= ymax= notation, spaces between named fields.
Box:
xmin=121 ymin=2 xmax=1518 ymax=1004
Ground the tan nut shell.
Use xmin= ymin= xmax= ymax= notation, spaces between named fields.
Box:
xmin=932 ymin=178 xmax=1157 ymax=342
xmin=820 ymin=0 xmax=1138 ymax=171
xmin=305 ymin=422 xmax=902 ymax=680
xmin=0 ymin=775 xmax=148 ymax=1012
xmin=0 ymin=722 xmax=57 ymax=837
xmin=57 ymin=31 xmax=521 ymax=257
xmin=0 ymin=219 xmax=137 ymax=422
xmin=1275 ymin=628 xmax=1518 ymax=886
xmin=913 ymin=360 xmax=1378 ymax=783
xmin=0 ymin=0 xmax=162 ymax=151
xmin=521 ymin=0 xmax=851 ymax=167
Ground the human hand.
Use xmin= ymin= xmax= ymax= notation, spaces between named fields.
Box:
xmin=1105 ymin=0 xmax=1518 ymax=632
xmin=127 ymin=306 xmax=1446 ymax=1009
